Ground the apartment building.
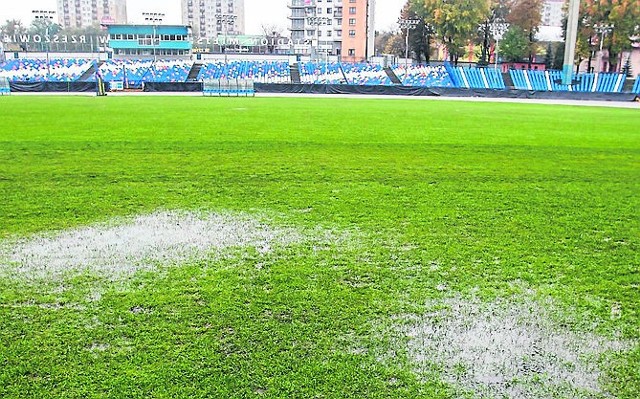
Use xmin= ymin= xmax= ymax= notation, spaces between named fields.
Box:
xmin=181 ymin=0 xmax=246 ymax=39
xmin=541 ymin=0 xmax=564 ymax=28
xmin=56 ymin=0 xmax=127 ymax=29
xmin=288 ymin=0 xmax=375 ymax=62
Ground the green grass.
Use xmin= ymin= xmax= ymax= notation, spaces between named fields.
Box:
xmin=0 ymin=96 xmax=638 ymax=398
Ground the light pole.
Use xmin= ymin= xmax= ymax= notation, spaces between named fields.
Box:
xmin=307 ymin=16 xmax=331 ymax=83
xmin=32 ymin=10 xmax=56 ymax=80
xmin=424 ymin=23 xmax=435 ymax=64
xmin=397 ymin=18 xmax=420 ymax=69
xmin=215 ymin=13 xmax=238 ymax=77
xmin=593 ymin=22 xmax=614 ymax=73
xmin=562 ymin=0 xmax=580 ymax=85
xmin=143 ymin=12 xmax=165 ymax=63
xmin=490 ymin=22 xmax=509 ymax=72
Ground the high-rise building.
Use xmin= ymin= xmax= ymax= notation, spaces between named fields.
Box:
xmin=288 ymin=0 xmax=375 ymax=62
xmin=182 ymin=0 xmax=246 ymax=39
xmin=541 ymin=0 xmax=564 ymax=28
xmin=56 ymin=0 xmax=127 ymax=29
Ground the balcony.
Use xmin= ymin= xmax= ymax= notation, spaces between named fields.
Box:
xmin=289 ymin=0 xmax=315 ymax=8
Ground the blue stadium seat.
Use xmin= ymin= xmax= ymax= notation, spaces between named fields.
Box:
xmin=298 ymin=62 xmax=391 ymax=85
xmin=198 ymin=61 xmax=290 ymax=83
xmin=509 ymin=70 xmax=530 ymax=90
xmin=0 ymin=58 xmax=92 ymax=82
xmin=394 ymin=65 xmax=453 ymax=88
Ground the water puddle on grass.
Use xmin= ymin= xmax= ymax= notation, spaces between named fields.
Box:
xmin=394 ymin=294 xmax=634 ymax=399
xmin=0 ymin=210 xmax=304 ymax=282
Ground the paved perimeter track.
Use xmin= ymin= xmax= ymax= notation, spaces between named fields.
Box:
xmin=10 ymin=91 xmax=640 ymax=109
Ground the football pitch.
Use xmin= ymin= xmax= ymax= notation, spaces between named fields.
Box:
xmin=0 ymin=96 xmax=638 ymax=398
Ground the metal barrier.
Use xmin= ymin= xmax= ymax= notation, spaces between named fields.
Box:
xmin=203 ymin=79 xmax=255 ymax=97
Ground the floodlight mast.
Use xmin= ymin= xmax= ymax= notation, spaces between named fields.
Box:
xmin=143 ymin=12 xmax=165 ymax=62
xmin=593 ymin=23 xmax=614 ymax=73
xmin=562 ymin=0 xmax=580 ymax=85
xmin=490 ymin=22 xmax=509 ymax=72
xmin=397 ymin=18 xmax=420 ymax=70
xmin=32 ymin=10 xmax=56 ymax=80
xmin=307 ymin=16 xmax=331 ymax=84
xmin=215 ymin=13 xmax=238 ymax=77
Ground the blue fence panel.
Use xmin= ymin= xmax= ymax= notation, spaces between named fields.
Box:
xmin=509 ymin=70 xmax=528 ymax=90
xmin=527 ymin=71 xmax=547 ymax=91
xmin=547 ymin=70 xmax=571 ymax=91
xmin=484 ymin=68 xmax=506 ymax=89
xmin=633 ymin=76 xmax=640 ymax=94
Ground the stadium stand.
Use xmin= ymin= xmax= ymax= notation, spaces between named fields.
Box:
xmin=509 ymin=69 xmax=626 ymax=93
xmin=96 ymin=59 xmax=193 ymax=88
xmin=0 ymin=58 xmax=92 ymax=82
xmin=393 ymin=65 xmax=453 ymax=87
xmin=147 ymin=60 xmax=193 ymax=83
xmin=1 ymin=55 xmax=638 ymax=98
xmin=198 ymin=61 xmax=290 ymax=83
xmin=299 ymin=62 xmax=391 ymax=85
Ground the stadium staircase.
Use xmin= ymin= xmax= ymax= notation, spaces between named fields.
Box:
xmin=187 ymin=62 xmax=203 ymax=81
xmin=621 ymin=78 xmax=635 ymax=94
xmin=384 ymin=67 xmax=402 ymax=85
xmin=502 ymin=72 xmax=515 ymax=89
xmin=338 ymin=64 xmax=350 ymax=84
xmin=289 ymin=63 xmax=301 ymax=83
xmin=79 ymin=61 xmax=102 ymax=82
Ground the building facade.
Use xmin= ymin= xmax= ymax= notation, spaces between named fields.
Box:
xmin=288 ymin=0 xmax=375 ymax=62
xmin=106 ymin=25 xmax=192 ymax=57
xmin=57 ymin=0 xmax=127 ymax=29
xmin=541 ymin=0 xmax=564 ymax=28
xmin=181 ymin=0 xmax=246 ymax=39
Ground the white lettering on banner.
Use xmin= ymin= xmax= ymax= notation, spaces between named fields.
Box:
xmin=0 ymin=35 xmax=314 ymax=48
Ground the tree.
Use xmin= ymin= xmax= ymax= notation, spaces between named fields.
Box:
xmin=500 ymin=26 xmax=529 ymax=62
xmin=413 ymin=0 xmax=491 ymax=65
xmin=261 ymin=24 xmax=284 ymax=54
xmin=477 ymin=0 xmax=510 ymax=65
xmin=580 ymin=0 xmax=640 ymax=71
xmin=28 ymin=17 xmax=61 ymax=52
xmin=506 ymin=0 xmax=543 ymax=67
xmin=1 ymin=19 xmax=27 ymax=37
xmin=402 ymin=1 xmax=435 ymax=63
xmin=0 ymin=19 xmax=27 ymax=51
xmin=384 ymin=34 xmax=406 ymax=57
xmin=376 ymin=31 xmax=402 ymax=56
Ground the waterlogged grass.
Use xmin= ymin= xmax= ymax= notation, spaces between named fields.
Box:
xmin=0 ymin=96 xmax=639 ymax=398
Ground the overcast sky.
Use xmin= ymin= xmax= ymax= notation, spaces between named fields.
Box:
xmin=0 ymin=0 xmax=406 ymax=34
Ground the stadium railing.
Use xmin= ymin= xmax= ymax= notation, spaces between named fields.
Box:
xmin=0 ymin=77 xmax=10 ymax=95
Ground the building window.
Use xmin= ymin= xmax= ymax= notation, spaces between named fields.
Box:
xmin=349 ymin=7 xmax=356 ymax=14
xmin=348 ymin=48 xmax=355 ymax=56
xmin=349 ymin=18 xmax=356 ymax=26
xmin=349 ymin=30 xmax=355 ymax=37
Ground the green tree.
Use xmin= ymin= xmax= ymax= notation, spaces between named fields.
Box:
xmin=28 ymin=17 xmax=61 ymax=52
xmin=500 ymin=26 xmax=529 ymax=62
xmin=384 ymin=34 xmax=406 ymax=57
xmin=413 ymin=0 xmax=491 ymax=65
xmin=581 ymin=0 xmax=640 ymax=71
xmin=477 ymin=0 xmax=510 ymax=65
xmin=506 ymin=0 xmax=543 ymax=67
